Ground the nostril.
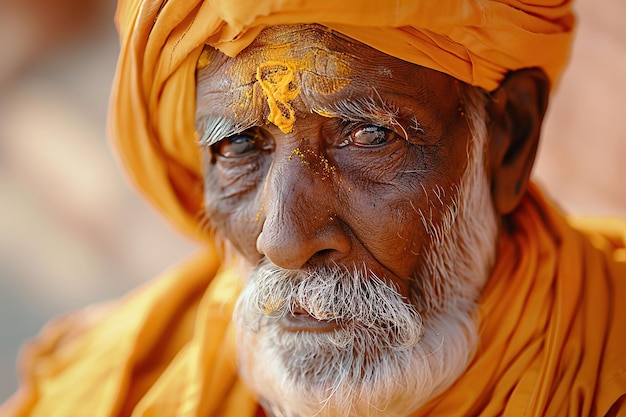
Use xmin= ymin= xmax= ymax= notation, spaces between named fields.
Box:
xmin=313 ymin=248 xmax=335 ymax=258
xmin=305 ymin=247 xmax=347 ymax=269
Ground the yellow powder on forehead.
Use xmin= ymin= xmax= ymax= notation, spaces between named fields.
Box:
xmin=231 ymin=43 xmax=352 ymax=133
xmin=256 ymin=61 xmax=299 ymax=133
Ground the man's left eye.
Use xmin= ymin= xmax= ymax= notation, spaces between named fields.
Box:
xmin=341 ymin=125 xmax=395 ymax=147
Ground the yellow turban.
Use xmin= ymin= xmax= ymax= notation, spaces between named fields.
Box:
xmin=110 ymin=0 xmax=575 ymax=241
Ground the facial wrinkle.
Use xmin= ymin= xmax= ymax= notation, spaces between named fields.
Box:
xmin=230 ymin=42 xmax=352 ymax=133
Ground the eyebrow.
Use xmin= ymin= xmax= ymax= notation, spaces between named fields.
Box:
xmin=197 ymin=115 xmax=259 ymax=147
xmin=312 ymin=91 xmax=424 ymax=139
xmin=197 ymin=90 xmax=425 ymax=146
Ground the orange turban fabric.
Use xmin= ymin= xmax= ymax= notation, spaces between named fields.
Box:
xmin=110 ymin=0 xmax=575 ymax=241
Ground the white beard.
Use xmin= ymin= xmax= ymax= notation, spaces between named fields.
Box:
xmin=233 ymin=105 xmax=498 ymax=417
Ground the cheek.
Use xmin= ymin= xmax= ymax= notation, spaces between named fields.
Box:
xmin=340 ymin=186 xmax=426 ymax=277
xmin=203 ymin=153 xmax=270 ymax=262
xmin=336 ymin=145 xmax=463 ymax=280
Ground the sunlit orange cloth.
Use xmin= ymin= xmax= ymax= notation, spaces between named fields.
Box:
xmin=6 ymin=1 xmax=626 ymax=415
xmin=110 ymin=0 xmax=575 ymax=241
xmin=3 ymin=186 xmax=625 ymax=416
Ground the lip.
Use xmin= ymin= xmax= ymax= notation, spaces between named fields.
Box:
xmin=279 ymin=308 xmax=340 ymax=332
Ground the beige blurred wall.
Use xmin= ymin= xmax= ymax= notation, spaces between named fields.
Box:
xmin=0 ymin=0 xmax=198 ymax=400
xmin=1 ymin=0 xmax=625 ymax=402
xmin=534 ymin=0 xmax=626 ymax=219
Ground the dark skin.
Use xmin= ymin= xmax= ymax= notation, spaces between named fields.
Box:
xmin=196 ymin=24 xmax=550 ymax=303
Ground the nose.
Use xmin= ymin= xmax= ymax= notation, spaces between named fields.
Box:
xmin=255 ymin=152 xmax=352 ymax=270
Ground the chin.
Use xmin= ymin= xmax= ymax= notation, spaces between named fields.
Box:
xmin=236 ymin=299 xmax=480 ymax=417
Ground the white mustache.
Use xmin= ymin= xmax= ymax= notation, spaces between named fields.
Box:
xmin=234 ymin=260 xmax=424 ymax=348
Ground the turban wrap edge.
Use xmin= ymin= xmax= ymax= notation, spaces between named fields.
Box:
xmin=110 ymin=0 xmax=575 ymax=241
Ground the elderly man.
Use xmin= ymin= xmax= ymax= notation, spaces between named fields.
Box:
xmin=3 ymin=0 xmax=626 ymax=416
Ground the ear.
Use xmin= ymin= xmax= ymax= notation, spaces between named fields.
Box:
xmin=486 ymin=68 xmax=550 ymax=214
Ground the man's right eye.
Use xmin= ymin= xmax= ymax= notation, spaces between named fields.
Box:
xmin=212 ymin=130 xmax=264 ymax=158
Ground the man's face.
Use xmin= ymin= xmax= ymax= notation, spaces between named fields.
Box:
xmin=196 ymin=25 xmax=498 ymax=417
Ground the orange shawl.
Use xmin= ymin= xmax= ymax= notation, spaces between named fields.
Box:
xmin=3 ymin=186 xmax=625 ymax=416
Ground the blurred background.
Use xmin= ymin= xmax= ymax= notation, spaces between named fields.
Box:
xmin=0 ymin=0 xmax=625 ymax=402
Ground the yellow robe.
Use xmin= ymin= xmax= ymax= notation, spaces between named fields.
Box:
xmin=3 ymin=185 xmax=625 ymax=416
xmin=4 ymin=1 xmax=623 ymax=415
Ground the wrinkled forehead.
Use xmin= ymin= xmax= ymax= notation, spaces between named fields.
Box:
xmin=243 ymin=24 xmax=355 ymax=58
xmin=198 ymin=25 xmax=454 ymax=93
xmin=198 ymin=24 xmax=357 ymax=82
xmin=196 ymin=24 xmax=462 ymax=131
